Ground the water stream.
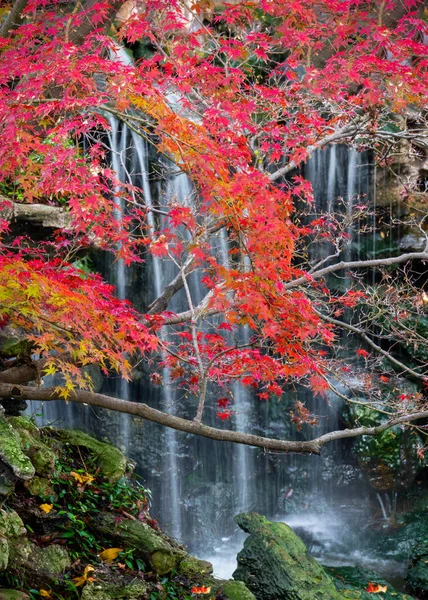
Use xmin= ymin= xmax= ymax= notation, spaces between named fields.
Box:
xmin=27 ymin=125 xmax=403 ymax=579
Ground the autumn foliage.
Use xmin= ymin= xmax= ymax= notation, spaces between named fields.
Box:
xmin=0 ymin=0 xmax=427 ymax=435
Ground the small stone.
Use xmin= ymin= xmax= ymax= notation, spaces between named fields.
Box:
xmin=178 ymin=556 xmax=213 ymax=577
xmin=0 ymin=591 xmax=30 ymax=600
xmin=81 ymin=581 xmax=147 ymax=600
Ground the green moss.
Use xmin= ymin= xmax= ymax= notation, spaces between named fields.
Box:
xmin=0 ymin=417 xmax=34 ymax=480
xmin=15 ymin=429 xmax=56 ymax=476
xmin=0 ymin=538 xmax=8 ymax=572
xmin=80 ymin=581 xmax=147 ymax=600
xmin=233 ymin=513 xmax=342 ymax=600
xmin=24 ymin=476 xmax=55 ymax=498
xmin=178 ymin=556 xmax=213 ymax=577
xmin=7 ymin=417 xmax=39 ymax=437
xmin=92 ymin=512 xmax=185 ymax=575
xmin=222 ymin=580 xmax=256 ymax=600
xmin=0 ymin=591 xmax=29 ymax=600
xmin=49 ymin=429 xmax=128 ymax=482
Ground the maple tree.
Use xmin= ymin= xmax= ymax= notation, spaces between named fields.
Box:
xmin=0 ymin=0 xmax=427 ymax=455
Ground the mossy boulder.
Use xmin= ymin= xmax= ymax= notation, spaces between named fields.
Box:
xmin=222 ymin=580 xmax=257 ymax=600
xmin=327 ymin=566 xmax=416 ymax=599
xmin=344 ymin=405 xmax=426 ymax=491
xmin=14 ymin=428 xmax=56 ymax=477
xmin=81 ymin=581 xmax=147 ymax=600
xmin=7 ymin=417 xmax=39 ymax=437
xmin=49 ymin=429 xmax=128 ymax=483
xmin=0 ymin=416 xmax=34 ymax=480
xmin=91 ymin=512 xmax=186 ymax=575
xmin=406 ymin=542 xmax=428 ymax=596
xmin=178 ymin=556 xmax=213 ymax=577
xmin=233 ymin=513 xmax=342 ymax=600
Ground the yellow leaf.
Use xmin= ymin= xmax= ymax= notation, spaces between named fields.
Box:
xmin=40 ymin=590 xmax=52 ymax=598
xmin=70 ymin=471 xmax=95 ymax=485
xmin=39 ymin=504 xmax=53 ymax=514
xmin=73 ymin=564 xmax=95 ymax=587
xmin=99 ymin=547 xmax=123 ymax=563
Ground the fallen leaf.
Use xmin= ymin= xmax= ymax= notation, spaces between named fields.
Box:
xmin=366 ymin=582 xmax=388 ymax=593
xmin=39 ymin=590 xmax=52 ymax=598
xmin=70 ymin=471 xmax=95 ymax=485
xmin=191 ymin=586 xmax=211 ymax=594
xmin=73 ymin=564 xmax=96 ymax=587
xmin=39 ymin=504 xmax=53 ymax=514
xmin=99 ymin=547 xmax=123 ymax=563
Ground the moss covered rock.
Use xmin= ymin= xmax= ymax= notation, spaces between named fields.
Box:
xmin=0 ymin=537 xmax=8 ymax=572
xmin=49 ymin=429 xmax=128 ymax=482
xmin=0 ymin=417 xmax=34 ymax=480
xmin=80 ymin=581 xmax=147 ymax=600
xmin=24 ymin=475 xmax=55 ymax=498
xmin=14 ymin=428 xmax=56 ymax=477
xmin=178 ymin=556 xmax=213 ymax=577
xmin=222 ymin=580 xmax=257 ymax=600
xmin=91 ymin=512 xmax=185 ymax=575
xmin=233 ymin=513 xmax=342 ymax=600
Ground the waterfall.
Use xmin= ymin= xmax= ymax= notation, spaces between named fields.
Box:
xmin=27 ymin=128 xmax=386 ymax=577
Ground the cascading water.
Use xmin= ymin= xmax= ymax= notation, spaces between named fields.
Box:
xmin=27 ymin=123 xmax=404 ymax=578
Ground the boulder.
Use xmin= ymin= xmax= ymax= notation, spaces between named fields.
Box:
xmin=48 ymin=429 xmax=129 ymax=483
xmin=232 ymin=513 xmax=342 ymax=600
xmin=91 ymin=512 xmax=186 ymax=575
xmin=0 ymin=416 xmax=34 ymax=480
xmin=24 ymin=475 xmax=55 ymax=498
xmin=14 ymin=428 xmax=56 ymax=477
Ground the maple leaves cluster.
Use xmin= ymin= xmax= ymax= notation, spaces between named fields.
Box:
xmin=0 ymin=0 xmax=426 ymax=423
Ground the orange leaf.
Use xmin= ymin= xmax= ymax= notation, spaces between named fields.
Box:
xmin=366 ymin=582 xmax=388 ymax=593
xmin=73 ymin=564 xmax=96 ymax=587
xmin=99 ymin=548 xmax=123 ymax=563
xmin=70 ymin=471 xmax=95 ymax=485
xmin=39 ymin=590 xmax=52 ymax=598
xmin=39 ymin=503 xmax=53 ymax=514
xmin=191 ymin=586 xmax=211 ymax=594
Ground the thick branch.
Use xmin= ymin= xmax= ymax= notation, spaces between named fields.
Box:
xmin=1 ymin=201 xmax=70 ymax=229
xmin=2 ymin=382 xmax=428 ymax=454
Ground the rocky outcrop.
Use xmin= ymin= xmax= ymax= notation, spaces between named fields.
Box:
xmin=233 ymin=513 xmax=342 ymax=600
xmin=233 ymin=513 xmax=416 ymax=600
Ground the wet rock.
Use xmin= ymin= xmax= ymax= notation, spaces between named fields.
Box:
xmin=233 ymin=512 xmax=342 ymax=600
xmin=91 ymin=512 xmax=186 ymax=575
xmin=178 ymin=556 xmax=213 ymax=577
xmin=80 ymin=581 xmax=147 ymax=600
xmin=222 ymin=580 xmax=256 ymax=600
xmin=406 ymin=542 xmax=428 ymax=597
xmin=0 ymin=415 xmax=34 ymax=480
xmin=327 ymin=565 xmax=416 ymax=600
xmin=49 ymin=429 xmax=129 ymax=483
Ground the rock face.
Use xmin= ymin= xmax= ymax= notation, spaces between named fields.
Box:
xmin=233 ymin=513 xmax=416 ymax=600
xmin=233 ymin=513 xmax=342 ymax=600
xmin=0 ymin=415 xmax=34 ymax=482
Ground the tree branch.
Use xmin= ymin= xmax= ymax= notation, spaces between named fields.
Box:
xmin=1 ymin=382 xmax=428 ymax=455
xmin=0 ymin=0 xmax=28 ymax=37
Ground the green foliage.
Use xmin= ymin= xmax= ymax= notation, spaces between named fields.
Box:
xmin=49 ymin=442 xmax=150 ymax=562
xmin=148 ymin=571 xmax=195 ymax=600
